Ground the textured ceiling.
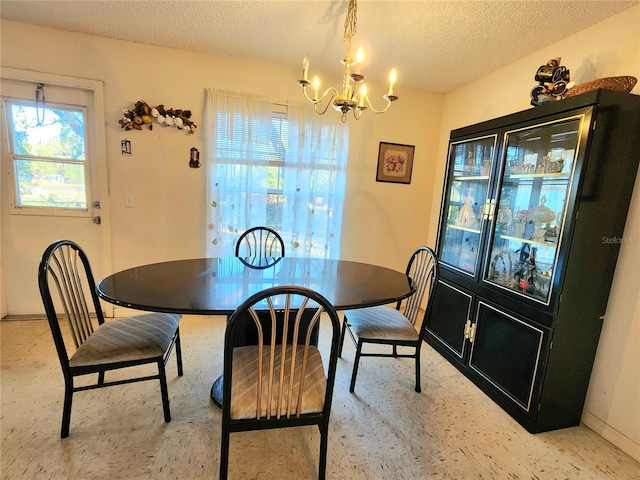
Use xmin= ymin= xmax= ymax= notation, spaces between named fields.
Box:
xmin=1 ymin=1 xmax=637 ymax=93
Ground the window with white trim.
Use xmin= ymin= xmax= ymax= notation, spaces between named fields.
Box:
xmin=3 ymin=98 xmax=91 ymax=216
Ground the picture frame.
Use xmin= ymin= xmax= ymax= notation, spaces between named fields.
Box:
xmin=376 ymin=142 xmax=415 ymax=184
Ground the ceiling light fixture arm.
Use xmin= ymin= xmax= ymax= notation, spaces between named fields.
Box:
xmin=297 ymin=80 xmax=339 ymax=116
xmin=354 ymin=92 xmax=399 ymax=115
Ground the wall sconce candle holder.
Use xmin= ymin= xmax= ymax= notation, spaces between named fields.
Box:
xmin=189 ymin=147 xmax=200 ymax=168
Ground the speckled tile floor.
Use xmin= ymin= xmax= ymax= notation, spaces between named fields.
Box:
xmin=2 ymin=315 xmax=639 ymax=479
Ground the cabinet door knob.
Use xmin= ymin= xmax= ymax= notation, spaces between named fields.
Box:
xmin=482 ymin=201 xmax=491 ymax=219
xmin=487 ymin=199 xmax=496 ymax=221
xmin=469 ymin=323 xmax=477 ymax=343
xmin=482 ymin=199 xmax=497 ymax=220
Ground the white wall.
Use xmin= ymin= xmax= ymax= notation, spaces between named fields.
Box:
xmin=429 ymin=6 xmax=640 ymax=461
xmin=0 ymin=19 xmax=442 ymax=315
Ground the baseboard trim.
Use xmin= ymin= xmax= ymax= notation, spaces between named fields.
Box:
xmin=582 ymin=410 xmax=640 ymax=462
xmin=1 ymin=314 xmax=47 ymax=321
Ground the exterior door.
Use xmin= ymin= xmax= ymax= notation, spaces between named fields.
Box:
xmin=1 ymin=69 xmax=109 ymax=316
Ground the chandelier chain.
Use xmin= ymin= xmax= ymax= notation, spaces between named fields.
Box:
xmin=343 ymin=0 xmax=357 ymax=53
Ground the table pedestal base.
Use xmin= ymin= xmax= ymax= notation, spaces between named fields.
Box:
xmin=211 ymin=375 xmax=223 ymax=408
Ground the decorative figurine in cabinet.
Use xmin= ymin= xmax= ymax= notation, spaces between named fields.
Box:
xmin=427 ymin=89 xmax=640 ymax=433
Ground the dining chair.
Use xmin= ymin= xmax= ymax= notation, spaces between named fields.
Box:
xmin=235 ymin=226 xmax=285 ymax=259
xmin=38 ymin=239 xmax=183 ymax=438
xmin=219 ymin=286 xmax=341 ymax=480
xmin=338 ymin=246 xmax=439 ymax=393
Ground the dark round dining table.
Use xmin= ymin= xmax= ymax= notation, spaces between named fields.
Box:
xmin=96 ymin=257 xmax=414 ymax=315
xmin=97 ymin=256 xmax=415 ymax=406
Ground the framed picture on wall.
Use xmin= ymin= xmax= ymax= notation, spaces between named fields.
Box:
xmin=376 ymin=142 xmax=415 ymax=184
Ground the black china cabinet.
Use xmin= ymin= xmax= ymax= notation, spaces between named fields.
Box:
xmin=427 ymin=89 xmax=640 ymax=433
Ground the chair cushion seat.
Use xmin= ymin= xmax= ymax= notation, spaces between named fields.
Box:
xmin=346 ymin=306 xmax=418 ymax=342
xmin=69 ymin=313 xmax=181 ymax=368
xmin=230 ymin=344 xmax=326 ymax=420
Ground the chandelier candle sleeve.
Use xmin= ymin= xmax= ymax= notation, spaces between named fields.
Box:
xmin=355 ymin=46 xmax=364 ymax=74
xmin=303 ymin=54 xmax=309 ymax=81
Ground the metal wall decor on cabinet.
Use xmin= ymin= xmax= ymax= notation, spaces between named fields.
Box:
xmin=427 ymin=89 xmax=640 ymax=433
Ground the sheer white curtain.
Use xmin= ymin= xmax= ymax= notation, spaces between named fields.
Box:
xmin=284 ymin=103 xmax=349 ymax=259
xmin=204 ymin=89 xmax=274 ymax=256
xmin=204 ymin=89 xmax=349 ymax=259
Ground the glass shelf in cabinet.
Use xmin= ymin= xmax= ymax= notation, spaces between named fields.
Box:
xmin=454 ymin=175 xmax=490 ymax=181
xmin=506 ymin=172 xmax=571 ymax=180
xmin=449 ymin=224 xmax=481 ymax=234
xmin=498 ymin=234 xmax=557 ymax=248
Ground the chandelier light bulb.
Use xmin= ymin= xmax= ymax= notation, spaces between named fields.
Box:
xmin=313 ymin=76 xmax=320 ymax=99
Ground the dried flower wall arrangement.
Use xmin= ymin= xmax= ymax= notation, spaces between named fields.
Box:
xmin=118 ymin=100 xmax=197 ymax=134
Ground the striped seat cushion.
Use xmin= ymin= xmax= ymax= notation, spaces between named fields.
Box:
xmin=346 ymin=306 xmax=418 ymax=342
xmin=230 ymin=344 xmax=326 ymax=420
xmin=69 ymin=313 xmax=181 ymax=367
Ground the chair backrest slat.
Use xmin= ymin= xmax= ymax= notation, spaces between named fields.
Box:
xmin=66 ymin=247 xmax=93 ymax=343
xmin=46 ymin=244 xmax=96 ymax=349
xmin=276 ymin=296 xmax=290 ymax=419
xmin=246 ymin=307 xmax=265 ymax=419
xmin=281 ymin=297 xmax=294 ymax=418
xmin=296 ymin=306 xmax=323 ymax=417
xmin=400 ymin=247 xmax=437 ymax=326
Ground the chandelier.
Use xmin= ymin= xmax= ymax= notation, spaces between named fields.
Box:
xmin=297 ymin=0 xmax=398 ymax=122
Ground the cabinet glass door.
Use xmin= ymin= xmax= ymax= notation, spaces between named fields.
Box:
xmin=485 ymin=115 xmax=586 ymax=305
xmin=439 ymin=135 xmax=497 ymax=276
